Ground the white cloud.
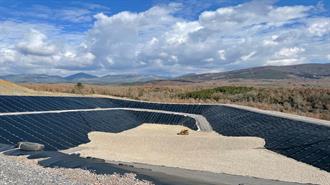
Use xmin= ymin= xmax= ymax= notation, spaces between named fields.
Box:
xmin=266 ymin=47 xmax=306 ymax=66
xmin=268 ymin=5 xmax=311 ymax=23
xmin=218 ymin=50 xmax=226 ymax=60
xmin=263 ymin=35 xmax=279 ymax=46
xmin=0 ymin=3 xmax=109 ymax=24
xmin=85 ymin=5 xmax=181 ymax=72
xmin=276 ymin=47 xmax=305 ymax=58
xmin=56 ymin=8 xmax=93 ymax=23
xmin=241 ymin=51 xmax=256 ymax=61
xmin=308 ymin=18 xmax=330 ymax=36
xmin=0 ymin=1 xmax=329 ymax=76
xmin=16 ymin=29 xmax=57 ymax=56
xmin=204 ymin=58 xmax=214 ymax=62
xmin=0 ymin=48 xmax=18 ymax=63
xmin=265 ymin=58 xmax=302 ymax=66
xmin=165 ymin=21 xmax=202 ymax=45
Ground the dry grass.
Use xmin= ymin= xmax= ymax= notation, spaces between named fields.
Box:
xmin=0 ymin=80 xmax=34 ymax=95
xmin=22 ymin=80 xmax=330 ymax=120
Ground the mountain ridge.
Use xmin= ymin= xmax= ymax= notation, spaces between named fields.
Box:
xmin=175 ymin=63 xmax=330 ymax=82
xmin=65 ymin=72 xmax=98 ymax=81
xmin=1 ymin=63 xmax=329 ymax=84
xmin=0 ymin=73 xmax=165 ymax=84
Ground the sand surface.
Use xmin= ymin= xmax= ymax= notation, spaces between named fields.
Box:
xmin=65 ymin=124 xmax=330 ymax=185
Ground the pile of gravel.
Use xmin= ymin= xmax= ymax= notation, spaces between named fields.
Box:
xmin=0 ymin=154 xmax=153 ymax=185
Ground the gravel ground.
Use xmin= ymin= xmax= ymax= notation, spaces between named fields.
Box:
xmin=0 ymin=153 xmax=153 ymax=185
xmin=67 ymin=124 xmax=330 ymax=185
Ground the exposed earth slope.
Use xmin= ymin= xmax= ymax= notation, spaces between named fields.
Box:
xmin=0 ymin=80 xmax=35 ymax=95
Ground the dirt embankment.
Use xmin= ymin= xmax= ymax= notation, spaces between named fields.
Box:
xmin=0 ymin=80 xmax=74 ymax=96
xmin=0 ymin=80 xmax=35 ymax=95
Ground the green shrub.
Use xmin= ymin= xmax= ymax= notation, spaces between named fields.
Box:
xmin=179 ymin=86 xmax=254 ymax=99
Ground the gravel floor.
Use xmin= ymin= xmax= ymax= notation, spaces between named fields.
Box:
xmin=69 ymin=124 xmax=330 ymax=185
xmin=0 ymin=153 xmax=153 ymax=185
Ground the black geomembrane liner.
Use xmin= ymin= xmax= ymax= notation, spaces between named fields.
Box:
xmin=0 ymin=95 xmax=329 ymax=171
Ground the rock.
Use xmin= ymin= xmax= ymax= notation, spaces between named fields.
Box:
xmin=17 ymin=142 xmax=45 ymax=151
xmin=177 ymin=129 xmax=189 ymax=135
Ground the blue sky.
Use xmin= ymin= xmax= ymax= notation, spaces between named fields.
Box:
xmin=0 ymin=0 xmax=329 ymax=76
xmin=2 ymin=0 xmax=328 ymax=31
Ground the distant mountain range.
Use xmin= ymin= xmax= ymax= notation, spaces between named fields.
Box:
xmin=175 ymin=63 xmax=330 ymax=82
xmin=0 ymin=74 xmax=66 ymax=83
xmin=1 ymin=63 xmax=329 ymax=84
xmin=0 ymin=73 xmax=166 ymax=84
xmin=64 ymin=72 xmax=97 ymax=81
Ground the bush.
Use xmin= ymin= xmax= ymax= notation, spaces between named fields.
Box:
xmin=179 ymin=86 xmax=254 ymax=100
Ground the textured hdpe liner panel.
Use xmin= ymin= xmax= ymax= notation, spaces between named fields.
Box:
xmin=0 ymin=110 xmax=196 ymax=151
xmin=0 ymin=95 xmax=209 ymax=113
xmin=0 ymin=95 xmax=329 ymax=171
xmin=203 ymin=106 xmax=330 ymax=172
xmin=0 ymin=96 xmax=117 ymax=112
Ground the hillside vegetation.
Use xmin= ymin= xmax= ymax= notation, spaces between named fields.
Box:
xmin=23 ymin=83 xmax=330 ymax=120
xmin=179 ymin=86 xmax=254 ymax=99
xmin=180 ymin=86 xmax=330 ymax=120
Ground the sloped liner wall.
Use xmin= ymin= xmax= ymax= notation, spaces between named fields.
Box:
xmin=0 ymin=110 xmax=196 ymax=150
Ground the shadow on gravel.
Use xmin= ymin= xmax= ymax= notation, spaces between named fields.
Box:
xmin=1 ymin=144 xmax=309 ymax=185
xmin=1 ymin=147 xmax=224 ymax=185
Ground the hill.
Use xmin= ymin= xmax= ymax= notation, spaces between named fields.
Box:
xmin=87 ymin=74 xmax=165 ymax=84
xmin=0 ymin=74 xmax=66 ymax=83
xmin=0 ymin=73 xmax=166 ymax=84
xmin=0 ymin=79 xmax=35 ymax=95
xmin=176 ymin=63 xmax=330 ymax=82
xmin=65 ymin=72 xmax=98 ymax=81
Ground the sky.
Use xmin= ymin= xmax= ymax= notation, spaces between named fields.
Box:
xmin=0 ymin=0 xmax=329 ymax=76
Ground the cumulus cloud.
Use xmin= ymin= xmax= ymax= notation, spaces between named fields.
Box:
xmin=0 ymin=22 xmax=93 ymax=74
xmin=16 ymin=29 xmax=57 ymax=56
xmin=0 ymin=0 xmax=329 ymax=75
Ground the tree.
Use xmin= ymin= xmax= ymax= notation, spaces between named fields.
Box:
xmin=75 ymin=82 xmax=84 ymax=94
